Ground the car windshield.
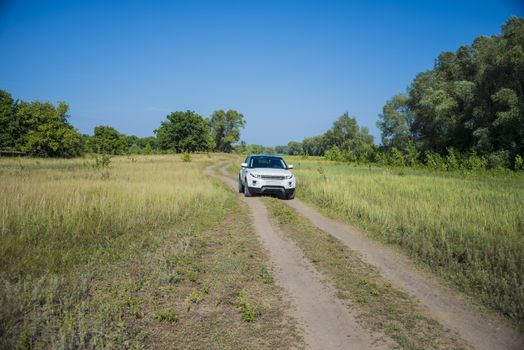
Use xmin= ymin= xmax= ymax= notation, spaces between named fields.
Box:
xmin=250 ymin=156 xmax=287 ymax=169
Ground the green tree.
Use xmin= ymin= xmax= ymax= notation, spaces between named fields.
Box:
xmin=302 ymin=135 xmax=327 ymax=156
xmin=391 ymin=16 xmax=524 ymax=161
xmin=155 ymin=110 xmax=213 ymax=152
xmin=92 ymin=126 xmax=128 ymax=154
xmin=19 ymin=101 xmax=82 ymax=157
xmin=275 ymin=145 xmax=289 ymax=154
xmin=377 ymin=94 xmax=414 ymax=152
xmin=209 ymin=109 xmax=246 ymax=152
xmin=287 ymin=141 xmax=302 ymax=155
xmin=324 ymin=113 xmax=374 ymax=158
xmin=0 ymin=90 xmax=18 ymax=150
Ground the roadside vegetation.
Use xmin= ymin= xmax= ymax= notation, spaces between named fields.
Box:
xmin=0 ymin=154 xmax=300 ymax=349
xmin=285 ymin=157 xmax=524 ymax=328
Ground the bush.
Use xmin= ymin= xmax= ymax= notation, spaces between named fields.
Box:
xmin=388 ymin=147 xmax=405 ymax=167
xmin=324 ymin=146 xmax=343 ymax=161
xmin=405 ymin=140 xmax=420 ymax=166
xmin=424 ymin=151 xmax=446 ymax=171
xmin=486 ymin=151 xmax=510 ymax=169
xmin=465 ymin=153 xmax=487 ymax=171
xmin=445 ymin=147 xmax=461 ymax=171
xmin=514 ymin=154 xmax=523 ymax=171
xmin=182 ymin=152 xmax=192 ymax=162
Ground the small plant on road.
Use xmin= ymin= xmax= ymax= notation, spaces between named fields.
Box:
xmin=154 ymin=309 xmax=178 ymax=324
xmin=238 ymin=290 xmax=255 ymax=322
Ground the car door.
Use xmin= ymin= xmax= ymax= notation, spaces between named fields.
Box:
xmin=241 ymin=156 xmax=250 ymax=184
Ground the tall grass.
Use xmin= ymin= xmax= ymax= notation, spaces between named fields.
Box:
xmin=0 ymin=155 xmax=230 ymax=348
xmin=288 ymin=158 xmax=524 ymax=327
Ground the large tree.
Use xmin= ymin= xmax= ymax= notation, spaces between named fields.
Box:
xmin=377 ymin=94 xmax=414 ymax=153
xmin=18 ymin=100 xmax=82 ymax=157
xmin=0 ymin=90 xmax=18 ymax=150
xmin=155 ymin=110 xmax=213 ymax=152
xmin=381 ymin=16 xmax=524 ymax=164
xmin=302 ymin=135 xmax=327 ymax=156
xmin=0 ymin=90 xmax=83 ymax=157
xmin=209 ymin=109 xmax=245 ymax=152
xmin=324 ymin=113 xmax=374 ymax=156
xmin=92 ymin=125 xmax=128 ymax=154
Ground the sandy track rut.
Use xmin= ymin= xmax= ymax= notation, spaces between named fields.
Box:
xmin=208 ymin=165 xmax=384 ymax=350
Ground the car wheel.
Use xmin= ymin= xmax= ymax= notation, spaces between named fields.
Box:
xmin=244 ymin=183 xmax=252 ymax=197
xmin=285 ymin=192 xmax=295 ymax=200
xmin=238 ymin=177 xmax=245 ymax=193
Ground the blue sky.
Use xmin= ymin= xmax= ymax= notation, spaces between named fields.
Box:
xmin=0 ymin=1 xmax=522 ymax=146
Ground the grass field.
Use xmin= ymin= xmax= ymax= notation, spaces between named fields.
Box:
xmin=0 ymin=154 xmax=300 ymax=349
xmin=283 ymin=157 xmax=524 ymax=327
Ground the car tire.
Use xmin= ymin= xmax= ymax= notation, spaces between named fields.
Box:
xmin=285 ymin=192 xmax=295 ymax=200
xmin=238 ymin=177 xmax=245 ymax=193
xmin=244 ymin=183 xmax=252 ymax=197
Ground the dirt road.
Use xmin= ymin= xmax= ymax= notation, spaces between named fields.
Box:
xmin=211 ymin=163 xmax=523 ymax=350
xmin=208 ymin=165 xmax=384 ymax=350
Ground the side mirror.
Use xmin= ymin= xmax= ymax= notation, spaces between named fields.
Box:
xmin=287 ymin=164 xmax=294 ymax=169
xmin=241 ymin=163 xmax=248 ymax=168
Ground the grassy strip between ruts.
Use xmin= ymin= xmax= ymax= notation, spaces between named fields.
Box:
xmin=263 ymin=196 xmax=467 ymax=350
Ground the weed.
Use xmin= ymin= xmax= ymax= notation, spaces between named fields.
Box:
xmin=238 ymin=290 xmax=255 ymax=322
xmin=154 ymin=309 xmax=178 ymax=324
xmin=259 ymin=266 xmax=274 ymax=284
xmin=182 ymin=152 xmax=191 ymax=162
xmin=91 ymin=153 xmax=112 ymax=170
xmin=187 ymin=289 xmax=205 ymax=304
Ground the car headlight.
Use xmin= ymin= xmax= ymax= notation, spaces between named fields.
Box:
xmin=285 ymin=174 xmax=294 ymax=179
xmin=249 ymin=172 xmax=261 ymax=178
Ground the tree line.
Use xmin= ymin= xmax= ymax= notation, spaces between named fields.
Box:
xmin=2 ymin=17 xmax=522 ymax=169
xmin=0 ymin=91 xmax=245 ymax=156
xmin=275 ymin=17 xmax=524 ymax=170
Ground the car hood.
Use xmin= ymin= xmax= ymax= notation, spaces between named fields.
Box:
xmin=249 ymin=168 xmax=293 ymax=176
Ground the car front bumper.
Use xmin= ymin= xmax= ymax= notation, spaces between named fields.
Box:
xmin=246 ymin=177 xmax=295 ymax=195
xmin=248 ymin=186 xmax=295 ymax=196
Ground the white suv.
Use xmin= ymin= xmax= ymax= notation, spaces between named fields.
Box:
xmin=239 ymin=155 xmax=296 ymax=199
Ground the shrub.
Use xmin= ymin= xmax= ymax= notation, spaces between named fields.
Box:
xmin=182 ymin=152 xmax=192 ymax=162
xmin=388 ymin=147 xmax=405 ymax=167
xmin=324 ymin=146 xmax=343 ymax=161
xmin=424 ymin=151 xmax=446 ymax=171
xmin=342 ymin=149 xmax=357 ymax=163
xmin=465 ymin=153 xmax=487 ymax=171
xmin=445 ymin=147 xmax=461 ymax=171
xmin=514 ymin=154 xmax=523 ymax=171
xmin=486 ymin=151 xmax=510 ymax=169
xmin=405 ymin=140 xmax=420 ymax=167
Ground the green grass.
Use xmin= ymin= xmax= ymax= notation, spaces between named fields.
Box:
xmin=264 ymin=197 xmax=465 ymax=349
xmin=284 ymin=157 xmax=524 ymax=327
xmin=0 ymin=154 xmax=301 ymax=349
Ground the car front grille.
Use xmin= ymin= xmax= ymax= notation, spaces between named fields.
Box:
xmin=261 ymin=175 xmax=285 ymax=180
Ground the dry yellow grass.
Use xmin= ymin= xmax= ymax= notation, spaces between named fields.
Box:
xmin=0 ymin=154 xmax=227 ymax=278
